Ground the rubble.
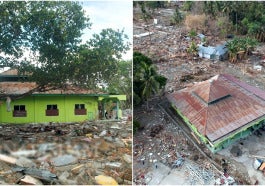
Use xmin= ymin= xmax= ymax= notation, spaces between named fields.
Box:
xmin=95 ymin=175 xmax=118 ymax=185
xmin=134 ymin=3 xmax=265 ymax=184
xmin=0 ymin=118 xmax=132 ymax=185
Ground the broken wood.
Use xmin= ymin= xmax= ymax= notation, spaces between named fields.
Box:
xmin=0 ymin=154 xmax=17 ymax=164
xmin=191 ymin=132 xmax=201 ymax=144
xmin=11 ymin=150 xmax=37 ymax=157
xmin=20 ymin=175 xmax=43 ymax=185
xmin=71 ymin=164 xmax=84 ymax=174
xmin=249 ymin=155 xmax=265 ymax=159
xmin=12 ymin=166 xmax=58 ymax=182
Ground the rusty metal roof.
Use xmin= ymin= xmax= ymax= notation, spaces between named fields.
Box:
xmin=167 ymin=74 xmax=265 ymax=142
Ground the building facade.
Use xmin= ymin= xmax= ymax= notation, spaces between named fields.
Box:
xmin=0 ymin=69 xmax=126 ymax=124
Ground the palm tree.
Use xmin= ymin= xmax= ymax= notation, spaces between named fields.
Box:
xmin=138 ymin=62 xmax=160 ymax=110
xmin=226 ymin=39 xmax=238 ymax=63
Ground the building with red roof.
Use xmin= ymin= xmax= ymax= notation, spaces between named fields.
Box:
xmin=167 ymin=74 xmax=265 ymax=152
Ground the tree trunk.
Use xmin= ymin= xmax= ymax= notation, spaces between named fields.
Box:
xmin=146 ymin=99 xmax=149 ymax=110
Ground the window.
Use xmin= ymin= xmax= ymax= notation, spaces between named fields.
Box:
xmin=75 ymin=104 xmax=85 ymax=109
xmin=74 ymin=104 xmax=86 ymax=115
xmin=47 ymin=105 xmax=58 ymax=110
xmin=13 ymin=105 xmax=27 ymax=117
xmin=46 ymin=104 xmax=59 ymax=116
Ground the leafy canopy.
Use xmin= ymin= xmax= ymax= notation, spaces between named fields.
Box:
xmin=133 ymin=52 xmax=167 ymax=106
xmin=0 ymin=1 xmax=130 ymax=92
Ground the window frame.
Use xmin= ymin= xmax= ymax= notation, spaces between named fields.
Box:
xmin=74 ymin=104 xmax=87 ymax=115
xmin=46 ymin=104 xmax=59 ymax=116
xmin=13 ymin=105 xmax=27 ymax=117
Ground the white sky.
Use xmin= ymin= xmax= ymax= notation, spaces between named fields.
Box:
xmin=80 ymin=1 xmax=133 ymax=60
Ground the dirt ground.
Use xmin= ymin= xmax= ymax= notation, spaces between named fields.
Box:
xmin=0 ymin=117 xmax=132 ymax=185
xmin=133 ymin=4 xmax=265 ymax=185
xmin=133 ymin=99 xmax=261 ymax=185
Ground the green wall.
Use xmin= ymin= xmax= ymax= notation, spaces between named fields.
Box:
xmin=171 ymin=104 xmax=265 ymax=153
xmin=0 ymin=95 xmax=98 ymax=124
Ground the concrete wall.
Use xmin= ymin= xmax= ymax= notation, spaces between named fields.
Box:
xmin=0 ymin=95 xmax=98 ymax=124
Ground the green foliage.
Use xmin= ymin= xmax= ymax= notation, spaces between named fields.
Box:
xmin=107 ymin=60 xmax=132 ymax=108
xmin=182 ymin=1 xmax=194 ymax=11
xmin=133 ymin=120 xmax=141 ymax=134
xmin=138 ymin=2 xmax=152 ymax=21
xmin=203 ymin=1 xmax=223 ymax=18
xmin=0 ymin=2 xmax=130 ymax=95
xmin=187 ymin=41 xmax=198 ymax=57
xmin=0 ymin=1 xmax=90 ymax=88
xmin=201 ymin=1 xmax=265 ymax=41
xmin=188 ymin=29 xmax=197 ymax=38
xmin=171 ymin=7 xmax=183 ymax=25
xmin=155 ymin=75 xmax=167 ymax=89
xmin=145 ymin=1 xmax=165 ymax=9
xmin=226 ymin=37 xmax=258 ymax=62
xmin=133 ymin=52 xmax=167 ymax=108
xmin=72 ymin=28 xmax=130 ymax=89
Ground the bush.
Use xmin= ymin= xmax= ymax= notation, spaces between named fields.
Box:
xmin=185 ymin=14 xmax=207 ymax=32
xmin=133 ymin=120 xmax=142 ymax=133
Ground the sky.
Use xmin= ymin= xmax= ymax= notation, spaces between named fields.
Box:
xmin=80 ymin=1 xmax=133 ymax=60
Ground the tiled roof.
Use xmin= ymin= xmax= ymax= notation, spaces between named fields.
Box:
xmin=0 ymin=69 xmax=18 ymax=76
xmin=0 ymin=82 xmax=37 ymax=95
xmin=0 ymin=82 xmax=105 ymax=95
xmin=0 ymin=69 xmax=106 ymax=95
xmin=167 ymin=74 xmax=265 ymax=143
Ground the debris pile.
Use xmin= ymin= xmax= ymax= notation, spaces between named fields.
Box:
xmin=134 ymin=7 xmax=265 ymax=93
xmin=0 ymin=119 xmax=132 ymax=185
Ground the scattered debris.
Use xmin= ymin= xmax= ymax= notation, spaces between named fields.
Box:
xmin=230 ymin=146 xmax=242 ymax=157
xmin=0 ymin=118 xmax=132 ymax=185
xmin=150 ymin=124 xmax=164 ymax=137
xmin=19 ymin=175 xmax=43 ymax=185
xmin=95 ymin=175 xmax=118 ymax=185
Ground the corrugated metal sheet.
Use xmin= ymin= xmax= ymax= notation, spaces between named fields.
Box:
xmin=167 ymin=74 xmax=265 ymax=142
xmin=198 ymin=44 xmax=228 ymax=61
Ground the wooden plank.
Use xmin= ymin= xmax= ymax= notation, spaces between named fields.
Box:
xmin=249 ymin=155 xmax=265 ymax=159
xmin=191 ymin=132 xmax=201 ymax=144
xmin=0 ymin=154 xmax=17 ymax=164
xmin=20 ymin=175 xmax=43 ymax=185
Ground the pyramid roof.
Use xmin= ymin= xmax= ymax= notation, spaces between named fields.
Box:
xmin=167 ymin=74 xmax=265 ymax=142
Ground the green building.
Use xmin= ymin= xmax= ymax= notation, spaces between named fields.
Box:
xmin=0 ymin=69 xmax=126 ymax=124
xmin=167 ymin=74 xmax=265 ymax=153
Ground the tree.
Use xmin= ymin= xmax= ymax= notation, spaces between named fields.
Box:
xmin=201 ymin=1 xmax=265 ymax=41
xmin=182 ymin=1 xmax=194 ymax=11
xmin=133 ymin=52 xmax=167 ymax=109
xmin=0 ymin=2 xmax=131 ymax=99
xmin=227 ymin=37 xmax=258 ymax=63
xmin=0 ymin=1 xmax=90 ymax=90
xmin=72 ymin=28 xmax=130 ymax=89
xmin=107 ymin=60 xmax=132 ymax=108
xmin=171 ymin=7 xmax=184 ymax=25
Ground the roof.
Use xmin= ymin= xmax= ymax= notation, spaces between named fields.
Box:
xmin=167 ymin=74 xmax=265 ymax=143
xmin=0 ymin=69 xmax=19 ymax=76
xmin=198 ymin=44 xmax=227 ymax=58
xmin=0 ymin=82 xmax=105 ymax=96
xmin=0 ymin=69 xmax=107 ymax=96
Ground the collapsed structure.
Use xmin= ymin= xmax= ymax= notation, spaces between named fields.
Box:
xmin=167 ymin=74 xmax=265 ymax=152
